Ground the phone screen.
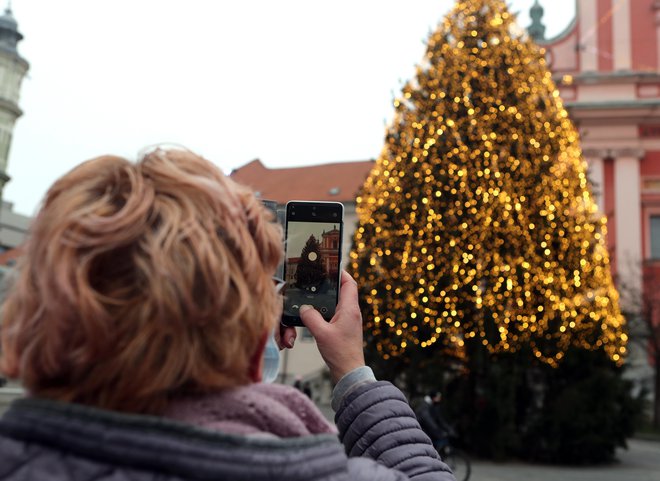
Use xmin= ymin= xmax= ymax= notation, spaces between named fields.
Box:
xmin=282 ymin=202 xmax=343 ymax=325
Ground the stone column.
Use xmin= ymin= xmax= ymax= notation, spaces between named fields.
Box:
xmin=583 ymin=150 xmax=605 ymax=214
xmin=579 ymin=0 xmax=599 ymax=72
xmin=613 ymin=148 xmax=644 ymax=309
xmin=613 ymin=0 xmax=632 ymax=71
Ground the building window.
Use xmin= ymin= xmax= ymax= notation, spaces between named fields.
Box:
xmin=652 ymin=215 xmax=660 ymax=259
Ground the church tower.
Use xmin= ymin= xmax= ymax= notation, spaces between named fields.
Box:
xmin=0 ymin=3 xmax=28 ymax=196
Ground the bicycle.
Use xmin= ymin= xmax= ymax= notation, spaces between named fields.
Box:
xmin=436 ymin=438 xmax=471 ymax=481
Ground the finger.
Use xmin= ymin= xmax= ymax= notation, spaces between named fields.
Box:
xmin=299 ymin=304 xmax=327 ymax=338
xmin=273 ymin=323 xmax=283 ymax=347
xmin=281 ymin=324 xmax=297 ymax=349
xmin=336 ymin=270 xmax=359 ymax=310
xmin=275 ymin=323 xmax=296 ymax=350
xmin=339 ymin=269 xmax=355 ymax=288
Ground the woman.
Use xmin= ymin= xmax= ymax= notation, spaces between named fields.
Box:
xmin=0 ymin=148 xmax=455 ymax=480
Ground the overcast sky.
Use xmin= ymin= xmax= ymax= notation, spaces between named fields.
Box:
xmin=4 ymin=0 xmax=575 ymax=216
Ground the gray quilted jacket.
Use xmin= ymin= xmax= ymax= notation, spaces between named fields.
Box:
xmin=0 ymin=381 xmax=456 ymax=481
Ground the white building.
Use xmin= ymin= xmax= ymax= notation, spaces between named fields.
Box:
xmin=0 ymin=5 xmax=28 ymax=198
xmin=0 ymin=4 xmax=28 ymax=411
xmin=0 ymin=4 xmax=30 ymax=252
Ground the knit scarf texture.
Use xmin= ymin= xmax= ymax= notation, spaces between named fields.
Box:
xmin=164 ymin=382 xmax=337 ymax=438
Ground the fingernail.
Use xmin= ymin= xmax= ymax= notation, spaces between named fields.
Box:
xmin=287 ymin=336 xmax=295 ymax=347
xmin=299 ymin=304 xmax=312 ymax=313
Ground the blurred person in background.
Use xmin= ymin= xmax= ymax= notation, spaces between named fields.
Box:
xmin=416 ymin=391 xmax=455 ymax=450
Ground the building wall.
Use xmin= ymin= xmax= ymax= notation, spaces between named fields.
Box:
xmin=539 ymin=0 xmax=660 ymax=399
xmin=0 ymin=200 xmax=29 ymax=250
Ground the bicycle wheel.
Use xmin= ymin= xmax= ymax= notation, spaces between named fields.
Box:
xmin=442 ymin=448 xmax=471 ymax=481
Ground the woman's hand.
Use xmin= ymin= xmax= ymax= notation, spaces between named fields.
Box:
xmin=275 ymin=323 xmax=297 ymax=350
xmin=299 ymin=270 xmax=365 ymax=383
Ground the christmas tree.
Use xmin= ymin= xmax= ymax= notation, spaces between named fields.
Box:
xmin=296 ymin=235 xmax=327 ymax=290
xmin=350 ymin=0 xmax=627 ymax=367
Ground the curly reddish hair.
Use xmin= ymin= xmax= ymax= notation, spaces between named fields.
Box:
xmin=0 ymin=149 xmax=283 ymax=413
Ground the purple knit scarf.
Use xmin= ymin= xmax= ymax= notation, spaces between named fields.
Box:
xmin=164 ymin=383 xmax=337 ymax=438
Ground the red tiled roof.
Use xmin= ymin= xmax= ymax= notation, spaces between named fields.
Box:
xmin=230 ymin=159 xmax=374 ymax=204
xmin=0 ymin=246 xmax=23 ymax=266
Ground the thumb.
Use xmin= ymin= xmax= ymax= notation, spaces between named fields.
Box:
xmin=299 ymin=304 xmax=327 ymax=337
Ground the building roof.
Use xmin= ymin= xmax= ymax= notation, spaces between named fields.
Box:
xmin=0 ymin=245 xmax=22 ymax=266
xmin=230 ymin=159 xmax=374 ymax=204
xmin=0 ymin=6 xmax=23 ymax=54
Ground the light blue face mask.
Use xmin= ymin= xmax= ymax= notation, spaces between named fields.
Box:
xmin=262 ymin=329 xmax=281 ymax=383
xmin=262 ymin=277 xmax=286 ymax=383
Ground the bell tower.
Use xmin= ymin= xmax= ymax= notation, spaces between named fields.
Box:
xmin=528 ymin=0 xmax=546 ymax=42
xmin=0 ymin=2 xmax=28 ymax=197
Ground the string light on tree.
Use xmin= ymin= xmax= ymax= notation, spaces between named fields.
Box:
xmin=350 ymin=0 xmax=626 ymax=367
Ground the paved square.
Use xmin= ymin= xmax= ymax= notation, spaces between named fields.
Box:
xmin=470 ymin=439 xmax=660 ymax=481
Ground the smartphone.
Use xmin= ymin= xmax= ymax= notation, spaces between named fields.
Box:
xmin=282 ymin=201 xmax=344 ymax=326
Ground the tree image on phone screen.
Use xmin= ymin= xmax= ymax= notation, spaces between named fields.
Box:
xmin=284 ymin=222 xmax=341 ymax=321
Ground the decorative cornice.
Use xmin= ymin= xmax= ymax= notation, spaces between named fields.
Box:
xmin=555 ymin=70 xmax=660 ymax=85
xmin=0 ymin=97 xmax=21 ymax=118
xmin=617 ymin=147 xmax=646 ymax=159
xmin=565 ymin=99 xmax=660 ymax=110
xmin=582 ymin=147 xmax=645 ymax=159
xmin=582 ymin=148 xmax=607 ymax=158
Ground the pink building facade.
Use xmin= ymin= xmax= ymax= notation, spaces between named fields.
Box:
xmin=534 ymin=0 xmax=660 ymax=391
xmin=320 ymin=227 xmax=341 ymax=283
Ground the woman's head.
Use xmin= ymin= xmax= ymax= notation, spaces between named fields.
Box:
xmin=0 ymin=149 xmax=283 ymax=413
